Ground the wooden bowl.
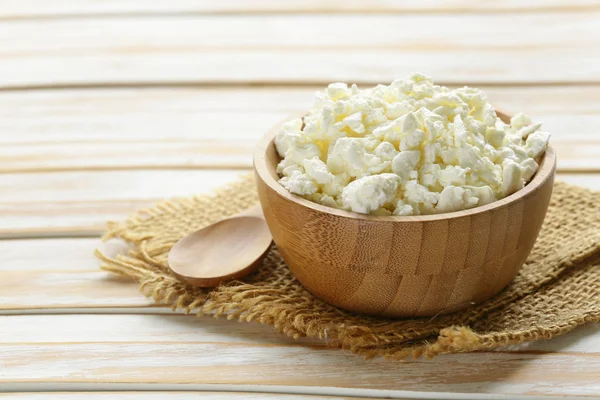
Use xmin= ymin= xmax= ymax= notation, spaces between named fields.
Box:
xmin=253 ymin=112 xmax=556 ymax=317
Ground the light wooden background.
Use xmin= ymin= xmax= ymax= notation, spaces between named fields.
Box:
xmin=0 ymin=1 xmax=599 ymax=399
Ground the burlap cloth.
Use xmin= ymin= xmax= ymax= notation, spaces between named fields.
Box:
xmin=96 ymin=176 xmax=600 ymax=359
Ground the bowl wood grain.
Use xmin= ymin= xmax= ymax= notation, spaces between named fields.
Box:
xmin=253 ymin=111 xmax=556 ymax=317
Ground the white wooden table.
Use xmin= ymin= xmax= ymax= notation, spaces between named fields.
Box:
xmin=1 ymin=1 xmax=599 ymax=399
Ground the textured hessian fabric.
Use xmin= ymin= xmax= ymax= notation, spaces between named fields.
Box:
xmin=96 ymin=176 xmax=600 ymax=359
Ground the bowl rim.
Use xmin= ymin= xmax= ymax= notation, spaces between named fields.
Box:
xmin=254 ymin=113 xmax=556 ymax=222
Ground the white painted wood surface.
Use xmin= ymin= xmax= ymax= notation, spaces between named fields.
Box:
xmin=0 ymin=170 xmax=242 ymax=237
xmin=1 ymin=340 xmax=600 ymax=396
xmin=0 ymin=237 xmax=599 ymax=399
xmin=0 ymin=314 xmax=599 ymax=397
xmin=1 ymin=314 xmax=599 ymax=352
xmin=0 ymin=14 xmax=599 ymax=88
xmin=1 ymin=1 xmax=599 ymax=398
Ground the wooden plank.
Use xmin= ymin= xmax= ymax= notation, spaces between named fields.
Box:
xmin=0 ymin=315 xmax=597 ymax=397
xmin=0 ymin=238 xmax=112 ymax=273
xmin=555 ymin=173 xmax=600 ymax=189
xmin=0 ymin=172 xmax=596 ymax=238
xmin=0 ymin=170 xmax=243 ymax=237
xmin=0 ymin=238 xmax=150 ymax=310
xmin=0 ymin=238 xmax=151 ymax=309
xmin=0 ymin=335 xmax=599 ymax=396
xmin=0 ymin=314 xmax=597 ymax=353
xmin=0 ymin=315 xmax=315 ymax=345
xmin=1 ymin=0 xmax=599 ymax=18
xmin=0 ymin=14 xmax=598 ymax=88
xmin=0 ymin=86 xmax=598 ymax=173
xmin=0 ymin=268 xmax=154 ymax=310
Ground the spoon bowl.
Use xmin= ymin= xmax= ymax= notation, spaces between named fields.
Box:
xmin=168 ymin=204 xmax=272 ymax=287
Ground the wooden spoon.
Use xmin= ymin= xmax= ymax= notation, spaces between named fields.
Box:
xmin=168 ymin=204 xmax=272 ymax=287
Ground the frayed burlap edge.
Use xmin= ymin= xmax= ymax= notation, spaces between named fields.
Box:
xmin=96 ymin=175 xmax=600 ymax=360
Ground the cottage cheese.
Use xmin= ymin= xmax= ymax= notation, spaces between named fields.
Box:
xmin=274 ymin=73 xmax=550 ymax=215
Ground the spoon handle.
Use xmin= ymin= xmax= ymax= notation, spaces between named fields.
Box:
xmin=239 ymin=203 xmax=265 ymax=219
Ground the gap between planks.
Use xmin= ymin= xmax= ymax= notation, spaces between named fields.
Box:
xmin=2 ymin=165 xmax=600 ymax=175
xmin=1 ymin=81 xmax=600 ymax=92
xmin=0 ymin=384 xmax=578 ymax=400
xmin=1 ymin=0 xmax=600 ymax=20
xmin=0 ymin=393 xmax=373 ymax=400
